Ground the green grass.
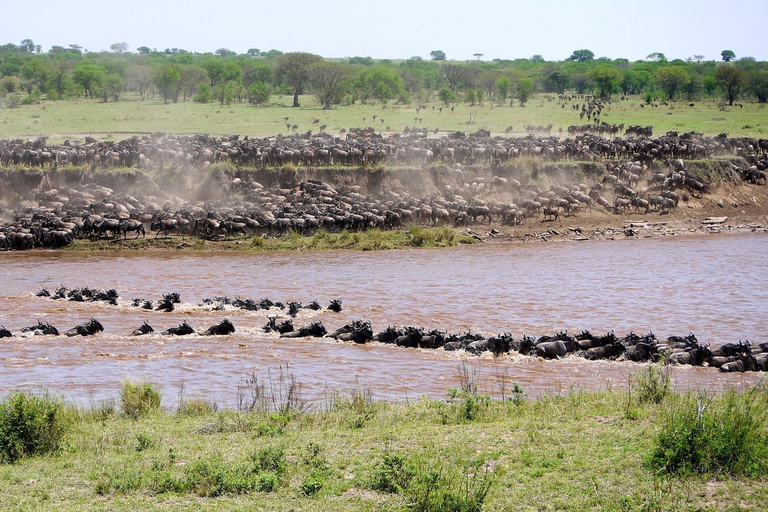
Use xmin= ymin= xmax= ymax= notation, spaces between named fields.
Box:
xmin=3 ymin=380 xmax=768 ymax=510
xmin=62 ymin=227 xmax=476 ymax=253
xmin=3 ymin=92 xmax=766 ymax=143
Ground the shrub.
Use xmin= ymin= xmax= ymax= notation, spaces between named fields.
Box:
xmin=299 ymin=474 xmax=324 ymax=496
xmin=0 ymin=391 xmax=67 ymax=463
xmin=648 ymin=389 xmax=768 ymax=476
xmin=120 ymin=379 xmax=162 ymax=419
xmin=369 ymin=453 xmax=415 ymax=493
xmin=4 ymin=94 xmax=21 ymax=108
xmin=251 ymin=445 xmax=287 ymax=476
xmin=633 ymin=365 xmax=671 ymax=404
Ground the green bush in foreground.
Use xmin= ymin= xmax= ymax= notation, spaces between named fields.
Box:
xmin=649 ymin=388 xmax=768 ymax=476
xmin=120 ymin=379 xmax=162 ymax=419
xmin=633 ymin=365 xmax=671 ymax=405
xmin=0 ymin=391 xmax=67 ymax=463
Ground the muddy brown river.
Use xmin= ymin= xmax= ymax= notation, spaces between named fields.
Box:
xmin=1 ymin=233 xmax=767 ymax=407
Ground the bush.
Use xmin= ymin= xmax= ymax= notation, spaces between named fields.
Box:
xmin=299 ymin=474 xmax=324 ymax=496
xmin=120 ymin=379 xmax=162 ymax=419
xmin=0 ymin=391 xmax=67 ymax=463
xmin=648 ymin=389 xmax=768 ymax=476
xmin=193 ymin=82 xmax=211 ymax=103
xmin=633 ymin=365 xmax=671 ymax=404
xmin=4 ymin=94 xmax=21 ymax=108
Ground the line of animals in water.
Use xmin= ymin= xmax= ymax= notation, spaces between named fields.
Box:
xmin=3 ymin=286 xmax=767 ymax=374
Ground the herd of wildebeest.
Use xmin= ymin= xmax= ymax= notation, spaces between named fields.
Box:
xmin=0 ymin=285 xmax=765 ymax=374
xmin=0 ymin=129 xmax=767 ymax=250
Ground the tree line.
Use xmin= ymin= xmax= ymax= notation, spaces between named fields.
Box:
xmin=1 ymin=41 xmax=766 ymax=109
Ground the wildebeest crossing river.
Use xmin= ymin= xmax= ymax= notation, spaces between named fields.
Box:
xmin=1 ymin=233 xmax=766 ymax=405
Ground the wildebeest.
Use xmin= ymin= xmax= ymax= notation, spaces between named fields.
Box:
xmin=132 ymin=321 xmax=154 ymax=336
xmin=66 ymin=318 xmax=104 ymax=337
xmin=280 ymin=321 xmax=327 ymax=338
xmin=203 ymin=319 xmax=235 ymax=335
xmin=161 ymin=321 xmax=195 ymax=336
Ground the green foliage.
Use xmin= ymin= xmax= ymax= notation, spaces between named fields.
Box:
xmin=246 ymin=81 xmax=272 ymax=106
xmin=250 ymin=445 xmax=287 ymax=476
xmin=193 ymin=81 xmax=212 ymax=103
xmin=569 ymin=49 xmax=594 ymax=62
xmin=589 ymin=65 xmax=622 ymax=99
xmin=119 ymin=379 xmax=162 ymax=419
xmin=715 ymin=64 xmax=746 ymax=105
xmin=515 ymin=77 xmax=534 ymax=106
xmin=438 ymin=86 xmax=456 ymax=105
xmin=748 ymin=70 xmax=768 ymax=103
xmin=633 ymin=365 xmax=671 ymax=405
xmin=495 ymin=76 xmax=511 ymax=103
xmin=654 ymin=66 xmax=689 ymax=100
xmin=3 ymin=93 xmax=21 ymax=108
xmin=721 ymin=50 xmax=736 ymax=62
xmin=430 ymin=50 xmax=446 ymax=61
xmin=0 ymin=391 xmax=67 ymax=463
xmin=0 ymin=75 xmax=21 ymax=93
xmin=368 ymin=453 xmax=416 ymax=493
xmin=648 ymin=389 xmax=768 ymax=476
xmin=367 ymin=452 xmax=495 ymax=512
xmin=152 ymin=63 xmax=180 ymax=104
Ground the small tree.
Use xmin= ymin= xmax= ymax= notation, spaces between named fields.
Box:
xmin=430 ymin=50 xmax=446 ymax=61
xmin=100 ymin=73 xmax=124 ymax=102
xmin=194 ymin=82 xmax=212 ymax=103
xmin=152 ymin=63 xmax=180 ymax=104
xmin=438 ymin=86 xmax=455 ymax=105
xmin=693 ymin=55 xmax=705 ymax=64
xmin=721 ymin=50 xmax=736 ymax=62
xmin=310 ymin=61 xmax=350 ymax=108
xmin=72 ymin=62 xmax=103 ymax=99
xmin=714 ymin=64 xmax=746 ymax=105
xmin=247 ymin=81 xmax=272 ymax=105
xmin=516 ymin=77 xmax=534 ymax=106
xmin=530 ymin=54 xmax=544 ymax=63
xmin=275 ymin=52 xmax=322 ymax=107
xmin=125 ymin=64 xmax=153 ymax=100
xmin=495 ymin=76 xmax=511 ymax=104
xmin=655 ymin=66 xmax=689 ymax=100
xmin=589 ymin=65 xmax=622 ymax=99
xmin=748 ymin=70 xmax=768 ymax=103
xmin=647 ymin=52 xmax=667 ymax=62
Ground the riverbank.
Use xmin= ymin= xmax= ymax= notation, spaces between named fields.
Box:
xmin=2 ymin=375 xmax=767 ymax=511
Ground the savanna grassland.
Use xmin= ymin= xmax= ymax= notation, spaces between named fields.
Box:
xmin=2 ymin=92 xmax=766 ymax=143
xmin=2 ymin=370 xmax=768 ymax=511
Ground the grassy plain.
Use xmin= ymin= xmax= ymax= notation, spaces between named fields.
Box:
xmin=65 ymin=227 xmax=476 ymax=252
xmin=2 ymin=375 xmax=768 ymax=511
xmin=1 ymin=93 xmax=766 ymax=143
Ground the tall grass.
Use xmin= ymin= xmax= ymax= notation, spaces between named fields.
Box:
xmin=648 ymin=388 xmax=768 ymax=476
xmin=119 ymin=379 xmax=162 ymax=419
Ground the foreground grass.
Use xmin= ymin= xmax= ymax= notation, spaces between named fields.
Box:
xmin=64 ymin=227 xmax=476 ymax=253
xmin=3 ymin=380 xmax=768 ymax=511
xmin=3 ymin=92 xmax=766 ymax=142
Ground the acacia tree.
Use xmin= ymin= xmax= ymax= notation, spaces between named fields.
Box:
xmin=50 ymin=55 xmax=78 ymax=95
xmin=721 ymin=50 xmax=736 ymax=62
xmin=495 ymin=76 xmax=510 ymax=104
xmin=441 ymin=63 xmax=466 ymax=92
xmin=569 ymin=49 xmax=594 ymax=62
xmin=100 ymin=73 xmax=124 ymax=102
xmin=125 ymin=63 xmax=153 ymax=100
xmin=364 ymin=67 xmax=404 ymax=104
xmin=589 ymin=66 xmax=622 ymax=99
xmin=152 ymin=63 xmax=180 ymax=104
xmin=20 ymin=57 xmax=52 ymax=94
xmin=275 ymin=52 xmax=322 ymax=107
xmin=110 ymin=42 xmax=128 ymax=54
xmin=310 ymin=61 xmax=349 ymax=108
xmin=515 ymin=77 xmax=534 ymax=106
xmin=655 ymin=66 xmax=689 ymax=100
xmin=72 ymin=62 xmax=103 ymax=99
xmin=748 ymin=70 xmax=768 ymax=103
xmin=430 ymin=50 xmax=446 ymax=61
xmin=714 ymin=65 xmax=745 ymax=105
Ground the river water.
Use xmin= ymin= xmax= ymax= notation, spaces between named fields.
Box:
xmin=1 ymin=233 xmax=766 ymax=407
